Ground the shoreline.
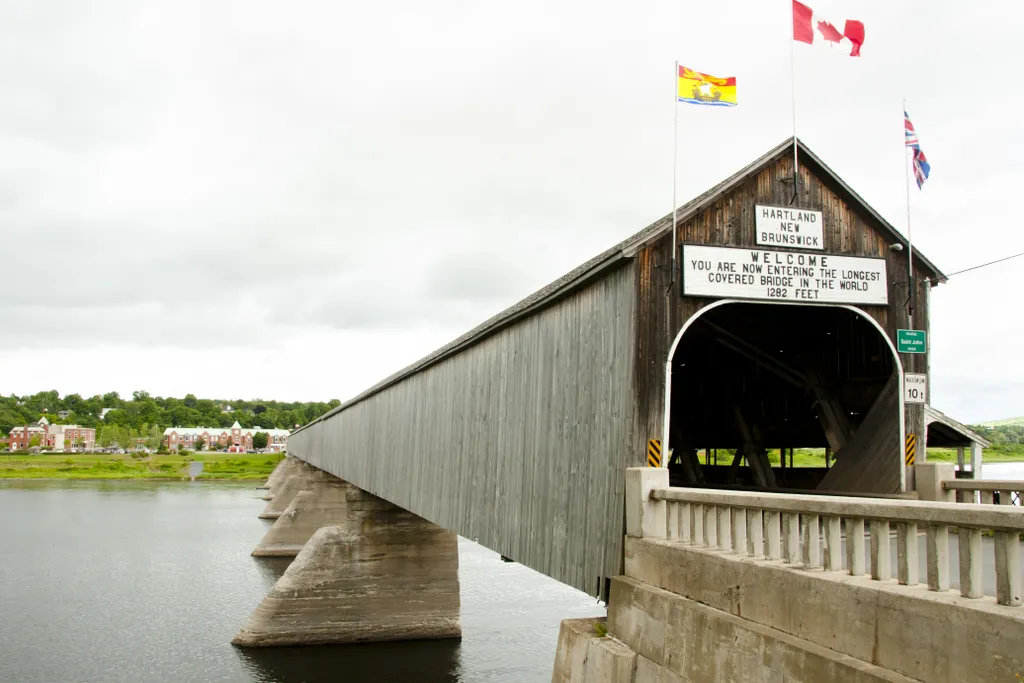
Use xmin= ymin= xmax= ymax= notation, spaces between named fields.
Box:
xmin=0 ymin=477 xmax=267 ymax=483
xmin=0 ymin=451 xmax=283 ymax=481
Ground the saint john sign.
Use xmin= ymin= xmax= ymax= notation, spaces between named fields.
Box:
xmin=755 ymin=205 xmax=824 ymax=250
xmin=681 ymin=245 xmax=888 ymax=305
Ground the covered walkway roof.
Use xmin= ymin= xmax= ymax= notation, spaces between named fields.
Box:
xmin=924 ymin=405 xmax=991 ymax=448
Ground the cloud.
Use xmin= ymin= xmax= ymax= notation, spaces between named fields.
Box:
xmin=0 ymin=0 xmax=1021 ymax=424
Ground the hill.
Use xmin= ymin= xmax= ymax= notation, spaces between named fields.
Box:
xmin=980 ymin=416 xmax=1024 ymax=427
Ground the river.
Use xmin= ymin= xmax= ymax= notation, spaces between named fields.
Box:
xmin=0 ymin=481 xmax=603 ymax=683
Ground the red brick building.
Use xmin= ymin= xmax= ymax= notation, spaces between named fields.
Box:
xmin=6 ymin=418 xmax=96 ymax=451
xmin=163 ymin=422 xmax=289 ymax=453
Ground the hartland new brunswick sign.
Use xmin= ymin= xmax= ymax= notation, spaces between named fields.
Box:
xmin=756 ymin=205 xmax=823 ymax=250
xmin=681 ymin=244 xmax=888 ymax=305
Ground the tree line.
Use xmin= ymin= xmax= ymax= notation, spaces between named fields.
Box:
xmin=970 ymin=422 xmax=1024 ymax=446
xmin=1 ymin=391 xmax=341 ymax=435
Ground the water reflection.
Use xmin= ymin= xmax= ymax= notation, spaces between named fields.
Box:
xmin=0 ymin=481 xmax=601 ymax=683
xmin=236 ymin=639 xmax=463 ymax=683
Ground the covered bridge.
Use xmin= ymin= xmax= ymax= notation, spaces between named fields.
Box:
xmin=287 ymin=137 xmax=946 ymax=599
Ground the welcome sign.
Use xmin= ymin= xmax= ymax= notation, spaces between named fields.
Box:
xmin=681 ymin=245 xmax=888 ymax=305
xmin=755 ymin=205 xmax=824 ymax=250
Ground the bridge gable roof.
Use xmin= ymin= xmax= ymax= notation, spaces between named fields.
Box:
xmin=298 ymin=137 xmax=944 ymax=432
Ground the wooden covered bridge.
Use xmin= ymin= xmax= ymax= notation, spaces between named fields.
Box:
xmin=286 ymin=137 xmax=964 ymax=599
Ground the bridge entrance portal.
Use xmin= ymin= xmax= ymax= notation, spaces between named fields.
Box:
xmin=664 ymin=301 xmax=904 ymax=495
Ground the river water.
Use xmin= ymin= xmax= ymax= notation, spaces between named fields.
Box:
xmin=0 ymin=481 xmax=603 ymax=683
xmin=3 ymin=463 xmax=1021 ymax=682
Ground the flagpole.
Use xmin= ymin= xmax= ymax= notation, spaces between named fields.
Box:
xmin=903 ymin=99 xmax=915 ymax=328
xmin=790 ymin=11 xmax=799 ymax=203
xmin=672 ymin=61 xmax=679 ymax=280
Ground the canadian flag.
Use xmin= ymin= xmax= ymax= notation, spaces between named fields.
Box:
xmin=793 ymin=0 xmax=865 ymax=57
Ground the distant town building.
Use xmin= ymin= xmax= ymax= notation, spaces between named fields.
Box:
xmin=57 ymin=410 xmax=72 ymax=419
xmin=6 ymin=417 xmax=96 ymax=451
xmin=163 ymin=421 xmax=288 ymax=453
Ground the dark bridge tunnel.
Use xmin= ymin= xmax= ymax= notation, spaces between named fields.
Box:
xmin=667 ymin=302 xmax=900 ymax=494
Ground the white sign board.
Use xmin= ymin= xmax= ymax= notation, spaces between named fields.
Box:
xmin=681 ymin=245 xmax=888 ymax=305
xmin=904 ymin=373 xmax=927 ymax=404
xmin=756 ymin=205 xmax=824 ymax=250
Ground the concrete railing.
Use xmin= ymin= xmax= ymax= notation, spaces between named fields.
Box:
xmin=943 ymin=479 xmax=1022 ymax=506
xmin=625 ymin=468 xmax=1024 ymax=608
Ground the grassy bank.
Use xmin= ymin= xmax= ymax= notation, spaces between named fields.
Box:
xmin=0 ymin=451 xmax=284 ymax=480
xmin=703 ymin=444 xmax=1024 ymax=469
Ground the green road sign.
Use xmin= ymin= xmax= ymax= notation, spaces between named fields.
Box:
xmin=897 ymin=329 xmax=927 ymax=354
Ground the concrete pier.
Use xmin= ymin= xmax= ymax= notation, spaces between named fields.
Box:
xmin=255 ymin=457 xmax=286 ymax=491
xmin=258 ymin=473 xmax=305 ymax=519
xmin=251 ymin=476 xmax=353 ymax=557
xmin=234 ymin=489 xmax=461 ymax=647
xmin=260 ymin=456 xmax=300 ymax=500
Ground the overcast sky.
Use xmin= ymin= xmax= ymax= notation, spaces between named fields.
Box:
xmin=1 ymin=0 xmax=1020 ymax=423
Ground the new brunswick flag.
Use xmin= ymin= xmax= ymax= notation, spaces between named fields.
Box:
xmin=677 ymin=66 xmax=737 ymax=106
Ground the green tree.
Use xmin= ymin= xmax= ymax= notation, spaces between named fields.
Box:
xmin=117 ymin=428 xmax=135 ymax=451
xmin=28 ymin=434 xmax=41 ymax=449
xmin=147 ymin=425 xmax=162 ymax=450
xmin=252 ymin=432 xmax=269 ymax=450
xmin=102 ymin=425 xmax=122 ymax=448
xmin=194 ymin=437 xmax=206 ymax=451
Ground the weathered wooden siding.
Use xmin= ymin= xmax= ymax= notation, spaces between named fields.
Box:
xmin=288 ymin=262 xmax=639 ymax=597
xmin=635 ymin=154 xmax=936 ymax=474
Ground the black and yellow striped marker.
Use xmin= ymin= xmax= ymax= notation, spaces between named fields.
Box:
xmin=647 ymin=439 xmax=662 ymax=467
xmin=905 ymin=434 xmax=916 ymax=466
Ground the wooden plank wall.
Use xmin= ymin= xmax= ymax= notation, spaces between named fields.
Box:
xmin=635 ymin=154 xmax=935 ymax=484
xmin=288 ymin=262 xmax=639 ymax=597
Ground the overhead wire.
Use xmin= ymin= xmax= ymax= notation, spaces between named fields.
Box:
xmin=942 ymin=251 xmax=1024 ymax=279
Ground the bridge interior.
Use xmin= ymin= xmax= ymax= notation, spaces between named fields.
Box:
xmin=667 ymin=302 xmax=900 ymax=493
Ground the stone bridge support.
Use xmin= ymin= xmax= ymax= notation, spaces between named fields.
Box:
xmin=235 ymin=484 xmax=461 ymax=647
xmin=251 ymin=474 xmax=354 ymax=557
xmin=258 ymin=460 xmax=326 ymax=519
xmin=258 ymin=455 xmax=304 ymax=499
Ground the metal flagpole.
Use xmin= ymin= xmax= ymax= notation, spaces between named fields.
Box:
xmin=903 ymin=99 xmax=915 ymax=328
xmin=790 ymin=23 xmax=799 ymax=203
xmin=672 ymin=61 xmax=679 ymax=279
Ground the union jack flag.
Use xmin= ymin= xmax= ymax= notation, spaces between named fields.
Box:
xmin=904 ymin=110 xmax=930 ymax=189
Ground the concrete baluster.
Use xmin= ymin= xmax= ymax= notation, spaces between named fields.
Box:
xmin=823 ymin=516 xmax=842 ymax=571
xmin=846 ymin=518 xmax=866 ymax=576
xmin=764 ymin=511 xmax=781 ymax=560
xmin=926 ymin=524 xmax=950 ymax=591
xmin=704 ymin=505 xmax=718 ymax=549
xmin=801 ymin=514 xmax=820 ymax=569
xmin=782 ymin=513 xmax=800 ymax=564
xmin=667 ymin=502 xmax=680 ymax=541
xmin=981 ymin=491 xmax=994 ymax=504
xmin=691 ymin=504 xmax=704 ymax=546
xmin=679 ymin=503 xmax=692 ymax=544
xmin=746 ymin=509 xmax=763 ymax=559
xmin=717 ymin=507 xmax=732 ymax=552
xmin=999 ymin=490 xmax=1013 ymax=506
xmin=897 ymin=522 xmax=919 ymax=586
xmin=731 ymin=507 xmax=746 ymax=556
xmin=958 ymin=527 xmax=984 ymax=598
xmin=994 ymin=530 xmax=1022 ymax=606
xmin=870 ymin=520 xmax=891 ymax=581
